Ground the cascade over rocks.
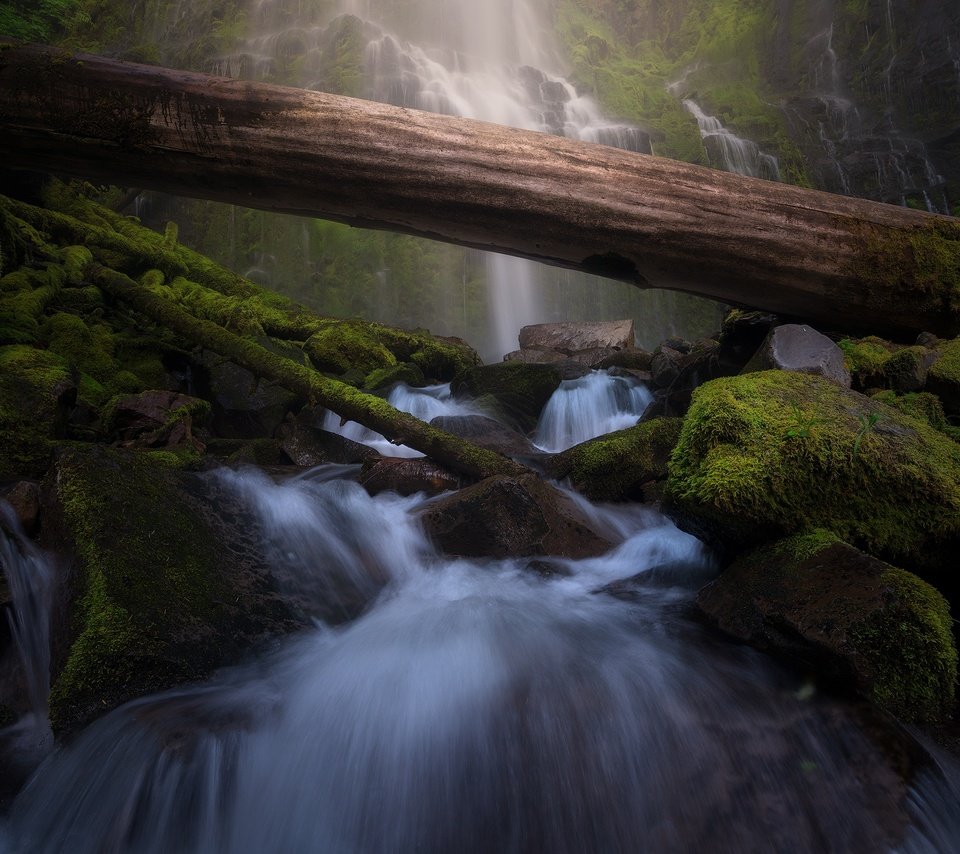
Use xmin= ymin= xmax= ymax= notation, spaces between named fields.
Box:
xmin=451 ymin=362 xmax=566 ymax=432
xmin=698 ymin=532 xmax=958 ymax=723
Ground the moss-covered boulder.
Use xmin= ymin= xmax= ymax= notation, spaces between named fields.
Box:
xmin=304 ymin=321 xmax=398 ymax=382
xmin=451 ymin=362 xmax=564 ymax=432
xmin=698 ymin=532 xmax=958 ymax=722
xmin=0 ymin=345 xmax=76 ymax=479
xmin=42 ymin=446 xmax=305 ymax=734
xmin=926 ymin=336 xmax=960 ymax=416
xmin=663 ymin=371 xmax=960 ymax=582
xmin=549 ymin=417 xmax=683 ymax=502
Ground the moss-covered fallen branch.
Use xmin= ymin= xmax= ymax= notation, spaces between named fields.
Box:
xmin=90 ymin=264 xmax=529 ymax=480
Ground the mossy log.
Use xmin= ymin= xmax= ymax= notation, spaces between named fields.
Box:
xmin=89 ymin=265 xmax=529 ymax=480
xmin=2 ymin=40 xmax=960 ymax=338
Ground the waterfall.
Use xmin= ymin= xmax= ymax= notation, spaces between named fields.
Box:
xmin=4 ymin=466 xmax=960 ymax=852
xmin=681 ymin=99 xmax=782 ymax=181
xmin=321 ymin=382 xmax=487 ymax=456
xmin=533 ymin=371 xmax=652 ymax=452
xmin=0 ymin=505 xmax=54 ymax=719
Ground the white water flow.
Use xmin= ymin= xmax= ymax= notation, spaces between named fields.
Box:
xmin=533 ymin=371 xmax=653 ymax=452
xmin=0 ymin=505 xmax=54 ymax=719
xmin=230 ymin=0 xmax=651 ymax=360
xmin=3 ymin=468 xmax=960 ymax=852
xmin=681 ymin=99 xmax=782 ymax=180
xmin=322 ymin=382 xmax=488 ymax=457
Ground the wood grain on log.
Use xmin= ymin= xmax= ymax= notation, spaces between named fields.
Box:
xmin=1 ymin=39 xmax=959 ymax=338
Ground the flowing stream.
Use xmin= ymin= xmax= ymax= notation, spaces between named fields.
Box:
xmin=2 ymin=381 xmax=960 ymax=851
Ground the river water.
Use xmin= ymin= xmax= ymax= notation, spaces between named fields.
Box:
xmin=1 ymin=376 xmax=959 ymax=852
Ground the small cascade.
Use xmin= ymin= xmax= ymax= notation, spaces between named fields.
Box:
xmin=681 ymin=99 xmax=782 ymax=180
xmin=533 ymin=371 xmax=652 ymax=453
xmin=0 ymin=505 xmax=54 ymax=719
xmin=322 ymin=382 xmax=486 ymax=456
xmin=5 ymin=467 xmax=960 ymax=852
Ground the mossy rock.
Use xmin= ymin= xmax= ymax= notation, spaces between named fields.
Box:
xmin=0 ymin=345 xmax=76 ymax=479
xmin=869 ymin=390 xmax=948 ymax=433
xmin=926 ymin=337 xmax=960 ymax=415
xmin=838 ymin=336 xmax=898 ymax=388
xmin=362 ymin=362 xmax=425 ymax=391
xmin=304 ymin=321 xmax=397 ymax=380
xmin=663 ymin=371 xmax=960 ymax=582
xmin=451 ymin=362 xmax=564 ymax=432
xmin=699 ymin=532 xmax=957 ymax=723
xmin=43 ymin=446 xmax=304 ymax=734
xmin=42 ymin=312 xmax=117 ymax=384
xmin=549 ymin=417 xmax=683 ymax=502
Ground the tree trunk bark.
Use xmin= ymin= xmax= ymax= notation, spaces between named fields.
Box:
xmin=2 ymin=39 xmax=958 ymax=339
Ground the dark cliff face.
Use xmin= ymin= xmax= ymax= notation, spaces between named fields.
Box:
xmin=771 ymin=0 xmax=960 ymax=210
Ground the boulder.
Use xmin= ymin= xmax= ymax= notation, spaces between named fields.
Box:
xmin=359 ymin=458 xmax=461 ymax=497
xmin=503 ymin=347 xmax=567 ymax=364
xmin=717 ymin=310 xmax=779 ymax=374
xmin=743 ymin=324 xmax=851 ymax=387
xmin=429 ymin=414 xmax=539 ymax=458
xmin=925 ymin=336 xmax=960 ymax=416
xmin=644 ymin=338 xmax=725 ymax=418
xmin=698 ymin=532 xmax=957 ymax=722
xmin=276 ymin=416 xmax=379 ymax=467
xmin=40 ymin=446 xmax=307 ymax=734
xmin=596 ymin=346 xmax=654 ymax=372
xmin=664 ymin=371 xmax=960 ymax=591
xmin=518 ymin=320 xmax=634 ymax=354
xmin=420 ymin=474 xmax=612 ymax=559
xmin=548 ymin=418 xmax=683 ymax=502
xmin=105 ymin=389 xmax=210 ymax=450
xmin=451 ymin=362 xmax=564 ymax=432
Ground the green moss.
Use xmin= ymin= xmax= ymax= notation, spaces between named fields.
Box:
xmin=664 ymin=370 xmax=960 ymax=574
xmin=59 ymin=245 xmax=92 ymax=284
xmin=452 ymin=362 xmax=564 ymax=432
xmin=870 ymin=390 xmax=948 ymax=432
xmin=43 ymin=312 xmax=117 ymax=382
xmin=304 ymin=321 xmax=397 ymax=380
xmin=47 ymin=446 xmax=229 ymax=731
xmin=554 ymin=417 xmax=683 ymax=501
xmin=838 ymin=336 xmax=896 ymax=383
xmin=850 ymin=567 xmax=958 ymax=722
xmin=929 ymin=337 xmax=960 ymax=385
xmin=363 ymin=362 xmax=425 ymax=391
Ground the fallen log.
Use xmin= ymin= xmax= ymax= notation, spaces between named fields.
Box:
xmin=1 ymin=39 xmax=959 ymax=338
xmin=89 ymin=264 xmax=530 ymax=481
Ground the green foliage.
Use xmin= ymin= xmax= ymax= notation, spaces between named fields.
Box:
xmin=0 ymin=0 xmax=83 ymax=42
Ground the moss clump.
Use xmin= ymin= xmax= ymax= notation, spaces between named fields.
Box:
xmin=870 ymin=390 xmax=948 ymax=432
xmin=46 ymin=445 xmax=297 ymax=733
xmin=552 ymin=417 xmax=683 ymax=501
xmin=0 ymin=345 xmax=75 ymax=479
xmin=304 ymin=321 xmax=397 ymax=380
xmin=928 ymin=337 xmax=960 ymax=386
xmin=43 ymin=312 xmax=117 ymax=383
xmin=363 ymin=362 xmax=425 ymax=391
xmin=700 ymin=532 xmax=957 ymax=722
xmin=452 ymin=363 xmax=564 ymax=432
xmin=838 ymin=336 xmax=897 ymax=385
xmin=664 ymin=370 xmax=960 ymax=575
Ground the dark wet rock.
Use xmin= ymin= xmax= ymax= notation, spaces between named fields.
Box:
xmin=698 ymin=533 xmax=957 ymax=722
xmin=105 ymin=390 xmax=210 ymax=450
xmin=197 ymin=347 xmax=303 ymax=440
xmin=649 ymin=345 xmax=683 ymax=388
xmin=359 ymin=457 xmax=461 ymax=497
xmin=430 ymin=414 xmax=539 ymax=458
xmin=2 ymin=481 xmax=40 ymax=537
xmin=420 ymin=474 xmax=612 ymax=559
xmin=518 ymin=320 xmax=634 ymax=354
xmin=881 ymin=346 xmax=937 ymax=393
xmin=503 ymin=347 xmax=567 ymax=364
xmin=718 ymin=310 xmax=780 ymax=372
xmin=451 ymin=362 xmax=564 ymax=432
xmin=743 ymin=324 xmax=851 ymax=387
xmin=39 ymin=446 xmax=307 ymax=735
xmin=276 ymin=416 xmax=379 ymax=467
xmin=644 ymin=338 xmax=725 ymax=418
xmin=548 ymin=418 xmax=683 ymax=502
xmin=596 ymin=346 xmax=654 ymax=372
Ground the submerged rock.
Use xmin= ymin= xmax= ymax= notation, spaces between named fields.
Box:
xmin=420 ymin=474 xmax=611 ymax=559
xmin=664 ymin=371 xmax=960 ymax=589
xmin=698 ymin=532 xmax=957 ymax=723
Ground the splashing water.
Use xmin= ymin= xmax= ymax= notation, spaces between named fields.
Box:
xmin=533 ymin=370 xmax=652 ymax=453
xmin=321 ymin=383 xmax=487 ymax=457
xmin=3 ymin=467 xmax=959 ymax=853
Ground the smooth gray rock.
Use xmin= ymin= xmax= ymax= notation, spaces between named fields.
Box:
xmin=744 ymin=324 xmax=851 ymax=387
